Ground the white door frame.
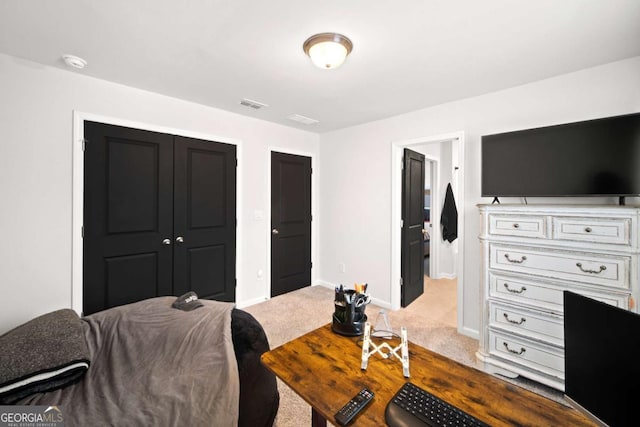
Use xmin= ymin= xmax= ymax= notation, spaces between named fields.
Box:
xmin=266 ymin=147 xmax=318 ymax=299
xmin=390 ymin=131 xmax=465 ymax=332
xmin=423 ymin=156 xmax=439 ymax=279
xmin=71 ymin=111 xmax=243 ymax=314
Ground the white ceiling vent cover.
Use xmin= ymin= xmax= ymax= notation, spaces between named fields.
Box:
xmin=287 ymin=114 xmax=319 ymax=125
xmin=240 ymin=98 xmax=269 ymax=109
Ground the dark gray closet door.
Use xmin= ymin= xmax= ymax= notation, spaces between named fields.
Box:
xmin=83 ymin=122 xmax=236 ymax=315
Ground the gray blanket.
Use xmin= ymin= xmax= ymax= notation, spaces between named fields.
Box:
xmin=0 ymin=309 xmax=89 ymax=403
xmin=20 ymin=297 xmax=239 ymax=427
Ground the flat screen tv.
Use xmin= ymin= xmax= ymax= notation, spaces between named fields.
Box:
xmin=481 ymin=112 xmax=640 ymax=198
xmin=563 ymin=291 xmax=640 ymax=427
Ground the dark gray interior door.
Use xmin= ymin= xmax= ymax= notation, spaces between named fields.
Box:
xmin=401 ymin=148 xmax=425 ymax=307
xmin=271 ymin=151 xmax=312 ymax=297
xmin=83 ymin=122 xmax=174 ymax=315
xmin=173 ymin=136 xmax=236 ymax=301
xmin=83 ymin=122 xmax=236 ymax=315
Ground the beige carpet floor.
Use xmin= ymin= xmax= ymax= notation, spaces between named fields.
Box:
xmin=243 ymin=278 xmax=564 ymax=426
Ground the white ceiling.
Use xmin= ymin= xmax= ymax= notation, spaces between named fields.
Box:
xmin=1 ymin=0 xmax=639 ymax=133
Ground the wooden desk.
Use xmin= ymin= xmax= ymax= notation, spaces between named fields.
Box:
xmin=261 ymin=324 xmax=596 ymax=426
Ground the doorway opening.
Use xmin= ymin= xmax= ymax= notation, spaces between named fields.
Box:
xmin=391 ymin=132 xmax=465 ymax=332
xmin=423 ymin=158 xmax=438 ymax=279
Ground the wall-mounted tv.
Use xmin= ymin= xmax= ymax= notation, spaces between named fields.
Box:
xmin=564 ymin=291 xmax=640 ymax=426
xmin=481 ymin=112 xmax=640 ymax=198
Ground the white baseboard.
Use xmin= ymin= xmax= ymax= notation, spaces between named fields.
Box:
xmin=459 ymin=325 xmax=479 ymax=340
xmin=238 ymin=281 xmax=396 ymax=311
xmin=313 ymin=280 xmax=335 ymax=289
xmin=370 ymin=297 xmax=392 ymax=310
xmin=314 ymin=280 xmax=392 ymax=309
xmin=236 ymin=295 xmax=269 ymax=309
xmin=438 ymin=273 xmax=458 ymax=280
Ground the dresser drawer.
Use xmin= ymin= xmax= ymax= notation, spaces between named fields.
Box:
xmin=489 ymin=214 xmax=547 ymax=239
xmin=489 ymin=273 xmax=629 ymax=313
xmin=489 ymin=302 xmax=563 ymax=346
xmin=552 ymin=216 xmax=631 ymax=246
xmin=489 ymin=331 xmax=564 ymax=380
xmin=490 ymin=244 xmax=630 ymax=289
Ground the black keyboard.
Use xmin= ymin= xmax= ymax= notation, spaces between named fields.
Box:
xmin=385 ymin=382 xmax=490 ymax=427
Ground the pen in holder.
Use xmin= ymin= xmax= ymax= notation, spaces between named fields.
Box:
xmin=332 ymin=284 xmax=371 ymax=336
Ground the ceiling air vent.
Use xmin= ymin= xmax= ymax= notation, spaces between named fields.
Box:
xmin=240 ymin=98 xmax=269 ymax=110
xmin=287 ymin=114 xmax=319 ymax=125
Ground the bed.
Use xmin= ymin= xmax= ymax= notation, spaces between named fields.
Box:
xmin=0 ymin=296 xmax=279 ymax=427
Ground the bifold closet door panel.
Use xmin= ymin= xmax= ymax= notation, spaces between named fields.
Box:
xmin=173 ymin=136 xmax=237 ymax=302
xmin=83 ymin=121 xmax=174 ymax=315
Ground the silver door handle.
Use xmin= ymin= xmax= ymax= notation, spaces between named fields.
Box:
xmin=162 ymin=238 xmax=171 ymax=245
xmin=272 ymin=229 xmax=279 ymax=235
xmin=176 ymin=236 xmax=184 ymax=243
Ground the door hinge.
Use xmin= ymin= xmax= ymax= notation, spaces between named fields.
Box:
xmin=310 ymin=262 xmax=313 ymax=268
xmin=400 ymin=277 xmax=404 ymax=286
xmin=82 ymin=139 xmax=87 ymax=151
xmin=81 ymin=226 xmax=84 ymax=238
xmin=401 ymin=159 xmax=404 ymax=170
xmin=400 ymin=219 xmax=404 ymax=228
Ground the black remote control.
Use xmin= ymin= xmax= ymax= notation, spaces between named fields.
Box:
xmin=334 ymin=388 xmax=374 ymax=425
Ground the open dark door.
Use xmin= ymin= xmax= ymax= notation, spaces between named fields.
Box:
xmin=173 ymin=136 xmax=236 ymax=302
xmin=401 ymin=148 xmax=425 ymax=307
xmin=271 ymin=152 xmax=312 ymax=297
xmin=83 ymin=122 xmax=174 ymax=315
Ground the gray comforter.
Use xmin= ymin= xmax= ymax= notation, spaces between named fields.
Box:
xmin=20 ymin=297 xmax=240 ymax=427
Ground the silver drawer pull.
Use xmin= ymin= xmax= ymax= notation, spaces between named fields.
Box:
xmin=584 ymin=227 xmax=592 ymax=233
xmin=513 ymin=223 xmax=520 ymax=229
xmin=503 ymin=283 xmax=527 ymax=294
xmin=504 ymin=253 xmax=527 ymax=264
xmin=576 ymin=262 xmax=606 ymax=274
xmin=503 ymin=313 xmax=526 ymax=325
xmin=503 ymin=342 xmax=526 ymax=355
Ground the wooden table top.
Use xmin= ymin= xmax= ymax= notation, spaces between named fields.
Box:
xmin=261 ymin=323 xmax=597 ymax=426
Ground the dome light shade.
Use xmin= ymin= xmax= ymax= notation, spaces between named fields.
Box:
xmin=303 ymin=33 xmax=353 ymax=69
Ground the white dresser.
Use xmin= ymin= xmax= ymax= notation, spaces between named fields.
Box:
xmin=477 ymin=204 xmax=640 ymax=391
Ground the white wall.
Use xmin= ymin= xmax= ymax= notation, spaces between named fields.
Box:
xmin=0 ymin=53 xmax=319 ymax=333
xmin=318 ymin=56 xmax=640 ymax=337
xmin=2 ymin=53 xmax=639 ymax=337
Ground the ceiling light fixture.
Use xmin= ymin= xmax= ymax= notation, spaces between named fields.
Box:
xmin=62 ymin=54 xmax=87 ymax=69
xmin=303 ymin=33 xmax=353 ymax=70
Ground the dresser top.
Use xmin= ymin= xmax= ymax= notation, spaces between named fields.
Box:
xmin=477 ymin=204 xmax=640 ymax=214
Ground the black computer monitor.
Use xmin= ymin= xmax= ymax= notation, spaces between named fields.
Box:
xmin=563 ymin=291 xmax=640 ymax=427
